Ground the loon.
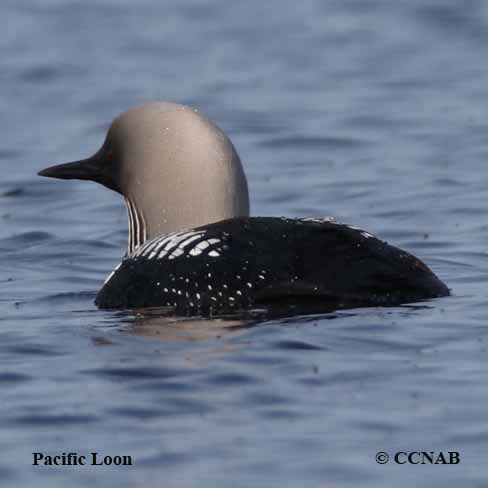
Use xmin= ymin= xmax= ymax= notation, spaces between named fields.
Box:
xmin=38 ymin=102 xmax=449 ymax=315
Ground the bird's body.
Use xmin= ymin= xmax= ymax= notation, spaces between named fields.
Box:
xmin=96 ymin=217 xmax=448 ymax=314
xmin=38 ymin=102 xmax=449 ymax=315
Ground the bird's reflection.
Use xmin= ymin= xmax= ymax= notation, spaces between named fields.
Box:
xmin=104 ymin=301 xmax=436 ymax=343
xmin=127 ymin=312 xmax=250 ymax=342
xmin=112 ymin=303 xmax=344 ymax=342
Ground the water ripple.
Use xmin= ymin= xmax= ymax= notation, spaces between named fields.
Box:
xmin=271 ymin=339 xmax=325 ymax=351
xmin=82 ymin=367 xmax=182 ymax=381
xmin=0 ymin=372 xmax=31 ymax=384
xmin=12 ymin=414 xmax=99 ymax=427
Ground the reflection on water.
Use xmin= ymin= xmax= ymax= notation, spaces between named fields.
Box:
xmin=125 ymin=309 xmax=251 ymax=342
xmin=115 ymin=302 xmax=437 ymax=349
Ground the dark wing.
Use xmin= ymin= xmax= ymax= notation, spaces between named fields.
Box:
xmin=250 ymin=218 xmax=449 ymax=308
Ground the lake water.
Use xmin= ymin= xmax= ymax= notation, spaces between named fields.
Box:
xmin=2 ymin=0 xmax=488 ymax=486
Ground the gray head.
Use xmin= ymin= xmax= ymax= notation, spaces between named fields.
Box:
xmin=39 ymin=102 xmax=250 ymax=253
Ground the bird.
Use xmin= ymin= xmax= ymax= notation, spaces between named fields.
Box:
xmin=38 ymin=101 xmax=449 ymax=315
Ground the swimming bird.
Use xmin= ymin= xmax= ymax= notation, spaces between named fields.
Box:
xmin=38 ymin=102 xmax=449 ymax=315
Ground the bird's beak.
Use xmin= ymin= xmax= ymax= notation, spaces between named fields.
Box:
xmin=38 ymin=151 xmax=120 ymax=193
xmin=38 ymin=155 xmax=102 ymax=182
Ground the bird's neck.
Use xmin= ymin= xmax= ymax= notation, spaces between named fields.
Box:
xmin=123 ymin=174 xmax=250 ymax=255
xmin=125 ymin=197 xmax=147 ymax=255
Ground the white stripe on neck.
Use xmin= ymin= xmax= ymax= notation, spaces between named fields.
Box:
xmin=125 ymin=198 xmax=146 ymax=255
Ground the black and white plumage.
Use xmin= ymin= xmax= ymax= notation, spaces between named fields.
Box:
xmin=38 ymin=102 xmax=449 ymax=315
xmin=96 ymin=217 xmax=448 ymax=314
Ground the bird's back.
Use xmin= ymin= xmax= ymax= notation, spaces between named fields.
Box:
xmin=96 ymin=217 xmax=449 ymax=314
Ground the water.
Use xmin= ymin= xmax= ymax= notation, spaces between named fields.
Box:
xmin=1 ymin=0 xmax=488 ymax=485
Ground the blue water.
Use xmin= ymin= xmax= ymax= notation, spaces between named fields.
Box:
xmin=2 ymin=0 xmax=488 ymax=486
